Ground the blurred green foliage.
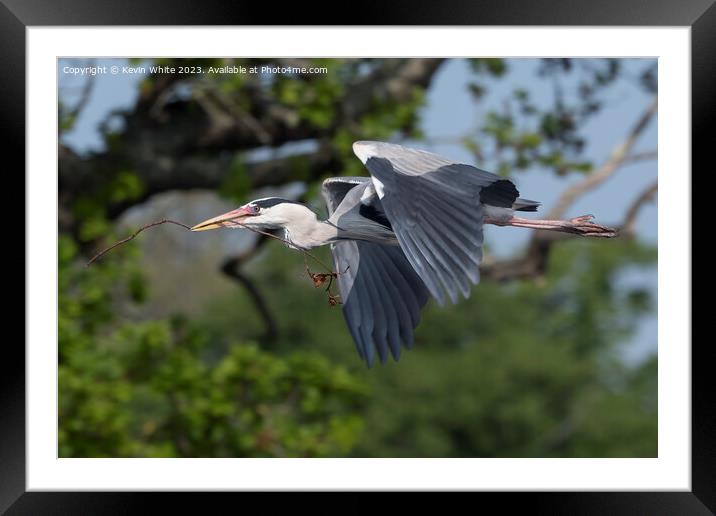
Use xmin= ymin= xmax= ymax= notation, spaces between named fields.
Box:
xmin=59 ymin=238 xmax=368 ymax=457
xmin=59 ymin=58 xmax=657 ymax=458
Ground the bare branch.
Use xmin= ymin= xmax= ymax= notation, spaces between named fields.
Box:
xmin=483 ymin=97 xmax=658 ymax=284
xmin=547 ymin=96 xmax=657 ymax=219
xmin=220 ymin=236 xmax=279 ymax=344
xmin=85 ymin=219 xmax=192 ymax=267
xmin=86 ymin=216 xmax=334 ymax=275
xmin=221 ymin=264 xmax=279 ymax=343
xmin=621 ymin=181 xmax=658 ymax=236
xmin=623 ymin=150 xmax=658 ymax=163
xmin=479 ymin=231 xmax=570 ymax=282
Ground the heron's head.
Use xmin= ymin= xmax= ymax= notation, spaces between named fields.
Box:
xmin=191 ymin=197 xmax=316 ymax=232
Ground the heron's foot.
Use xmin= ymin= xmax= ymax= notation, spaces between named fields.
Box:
xmin=494 ymin=215 xmax=619 ymax=238
xmin=567 ymin=215 xmax=619 ymax=238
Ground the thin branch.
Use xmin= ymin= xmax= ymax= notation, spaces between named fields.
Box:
xmin=85 ymin=219 xmax=192 ymax=267
xmin=623 ymin=150 xmax=658 ymax=163
xmin=86 ymin=217 xmax=345 ymax=343
xmin=621 ymin=181 xmax=658 ymax=236
xmin=485 ymin=97 xmax=658 ymax=284
xmin=85 ymin=217 xmax=343 ymax=315
xmin=86 ymin=217 xmax=334 ymax=274
xmin=220 ymin=237 xmax=279 ymax=345
xmin=193 ymin=83 xmax=273 ymax=146
xmin=479 ymin=231 xmax=566 ymax=282
xmin=547 ymin=96 xmax=657 ymax=219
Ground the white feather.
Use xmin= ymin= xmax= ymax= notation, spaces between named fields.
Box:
xmin=371 ymin=177 xmax=386 ymax=199
xmin=352 ymin=141 xmax=377 ymax=164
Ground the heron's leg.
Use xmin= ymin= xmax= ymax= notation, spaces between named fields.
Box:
xmin=485 ymin=214 xmax=618 ymax=237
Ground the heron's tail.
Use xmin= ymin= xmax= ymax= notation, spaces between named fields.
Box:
xmin=512 ymin=198 xmax=541 ymax=212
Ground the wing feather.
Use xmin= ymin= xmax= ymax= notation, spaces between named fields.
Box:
xmin=360 ymin=258 xmax=390 ymax=364
xmin=352 ymin=269 xmax=376 ymax=366
xmin=369 ymin=251 xmax=407 ymax=359
xmin=322 ymin=177 xmax=430 ymax=366
xmin=353 ymin=141 xmax=503 ymax=303
xmin=331 ymin=241 xmax=429 ymax=366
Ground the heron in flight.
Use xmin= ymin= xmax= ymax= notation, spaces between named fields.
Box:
xmin=192 ymin=141 xmax=615 ymax=366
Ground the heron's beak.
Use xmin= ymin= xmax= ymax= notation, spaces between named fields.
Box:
xmin=191 ymin=206 xmax=253 ymax=232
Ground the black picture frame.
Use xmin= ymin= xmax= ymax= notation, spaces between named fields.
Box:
xmin=4 ymin=0 xmax=708 ymax=513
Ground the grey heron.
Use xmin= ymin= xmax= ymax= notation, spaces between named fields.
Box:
xmin=192 ymin=141 xmax=616 ymax=366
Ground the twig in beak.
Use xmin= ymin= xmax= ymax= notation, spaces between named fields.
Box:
xmin=85 ymin=218 xmax=346 ymax=307
xmin=85 ymin=219 xmax=192 ymax=267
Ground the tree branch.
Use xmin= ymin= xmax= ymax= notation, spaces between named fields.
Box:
xmin=547 ymin=96 xmax=657 ymax=219
xmin=59 ymin=59 xmax=447 ymax=234
xmin=483 ymin=98 xmax=658 ymax=284
xmin=220 ymin=236 xmax=278 ymax=345
xmin=623 ymin=150 xmax=658 ymax=163
xmin=480 ymin=233 xmax=566 ymax=282
xmin=621 ymin=181 xmax=658 ymax=236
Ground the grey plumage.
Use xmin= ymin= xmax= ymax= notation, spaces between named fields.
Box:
xmin=352 ymin=141 xmax=516 ymax=305
xmin=323 ymin=178 xmax=430 ymax=366
xmin=321 ymin=141 xmax=538 ymax=365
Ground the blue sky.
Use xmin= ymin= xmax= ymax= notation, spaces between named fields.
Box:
xmin=59 ymin=58 xmax=657 ymax=364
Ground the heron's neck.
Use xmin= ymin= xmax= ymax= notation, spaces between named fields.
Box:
xmin=282 ymin=217 xmax=339 ymax=249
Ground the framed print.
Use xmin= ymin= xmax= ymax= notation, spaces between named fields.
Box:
xmin=4 ymin=0 xmax=710 ymax=512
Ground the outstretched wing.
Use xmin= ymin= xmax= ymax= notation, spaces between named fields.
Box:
xmin=322 ymin=177 xmax=430 ymax=366
xmin=353 ymin=141 xmax=516 ymax=306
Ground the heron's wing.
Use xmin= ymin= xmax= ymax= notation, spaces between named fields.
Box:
xmin=331 ymin=241 xmax=430 ymax=366
xmin=321 ymin=177 xmax=430 ymax=366
xmin=353 ymin=141 xmax=517 ymax=305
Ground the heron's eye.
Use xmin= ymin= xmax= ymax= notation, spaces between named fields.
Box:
xmin=248 ymin=204 xmax=260 ymax=215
